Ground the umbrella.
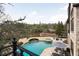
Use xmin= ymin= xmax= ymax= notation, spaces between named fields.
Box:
xmin=53 ymin=42 xmax=67 ymax=48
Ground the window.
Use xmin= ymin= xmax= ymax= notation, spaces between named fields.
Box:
xmin=67 ymin=23 xmax=70 ymax=33
xmin=76 ymin=7 xmax=79 ymax=18
xmin=71 ymin=40 xmax=74 ymax=56
xmin=71 ymin=19 xmax=74 ymax=31
xmin=78 ymin=49 xmax=79 ymax=56
xmin=71 ymin=8 xmax=73 ymax=18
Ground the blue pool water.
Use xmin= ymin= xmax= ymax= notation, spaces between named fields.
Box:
xmin=17 ymin=41 xmax=53 ymax=56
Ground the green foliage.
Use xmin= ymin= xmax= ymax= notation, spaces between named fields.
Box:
xmin=0 ymin=18 xmax=67 ymax=47
xmin=0 ymin=21 xmax=57 ymax=46
xmin=55 ymin=21 xmax=67 ymax=37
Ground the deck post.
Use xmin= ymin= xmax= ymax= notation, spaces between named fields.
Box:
xmin=0 ymin=45 xmax=3 ymax=56
xmin=0 ymin=47 xmax=2 ymax=56
xmin=20 ymin=50 xmax=23 ymax=56
xmin=12 ymin=38 xmax=17 ymax=56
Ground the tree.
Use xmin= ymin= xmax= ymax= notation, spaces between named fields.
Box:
xmin=0 ymin=3 xmax=14 ymax=23
xmin=0 ymin=3 xmax=5 ymax=19
xmin=55 ymin=21 xmax=65 ymax=37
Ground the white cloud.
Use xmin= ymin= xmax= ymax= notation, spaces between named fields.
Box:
xmin=27 ymin=11 xmax=37 ymax=17
xmin=50 ymin=4 xmax=68 ymax=24
xmin=49 ymin=14 xmax=67 ymax=24
xmin=22 ymin=11 xmax=51 ymax=24
xmin=31 ymin=11 xmax=37 ymax=15
xmin=22 ymin=11 xmax=39 ymax=24
xmin=21 ymin=9 xmax=68 ymax=24
xmin=60 ymin=4 xmax=68 ymax=11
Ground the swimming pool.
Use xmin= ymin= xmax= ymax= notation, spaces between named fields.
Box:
xmin=17 ymin=41 xmax=53 ymax=56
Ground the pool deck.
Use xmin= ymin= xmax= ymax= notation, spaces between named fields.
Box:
xmin=18 ymin=38 xmax=29 ymax=44
xmin=40 ymin=40 xmax=68 ymax=56
xmin=28 ymin=37 xmax=54 ymax=41
xmin=40 ymin=47 xmax=56 ymax=56
xmin=18 ymin=37 xmax=67 ymax=45
xmin=18 ymin=37 xmax=54 ymax=44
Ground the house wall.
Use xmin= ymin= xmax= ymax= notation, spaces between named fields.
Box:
xmin=76 ymin=7 xmax=79 ymax=55
xmin=71 ymin=6 xmax=77 ymax=56
xmin=68 ymin=4 xmax=77 ymax=56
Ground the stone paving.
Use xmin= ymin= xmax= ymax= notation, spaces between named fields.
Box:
xmin=40 ymin=47 xmax=56 ymax=56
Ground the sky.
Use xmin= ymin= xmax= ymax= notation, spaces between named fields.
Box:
xmin=4 ymin=3 xmax=68 ymax=24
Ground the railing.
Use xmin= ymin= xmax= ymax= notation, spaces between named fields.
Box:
xmin=0 ymin=45 xmax=13 ymax=56
xmin=0 ymin=38 xmax=38 ymax=56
